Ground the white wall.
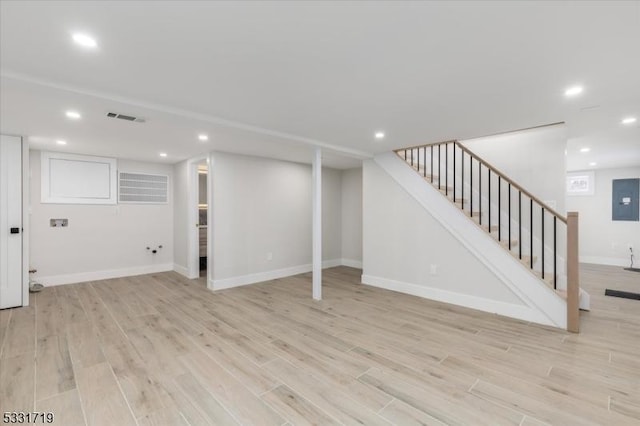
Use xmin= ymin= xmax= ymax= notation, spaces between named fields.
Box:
xmin=362 ymin=155 xmax=567 ymax=328
xmin=172 ymin=159 xmax=189 ymax=274
xmin=322 ymin=165 xmax=343 ymax=261
xmin=209 ymin=152 xmax=344 ymax=288
xmin=30 ymin=150 xmax=174 ymax=285
xmin=567 ymin=167 xmax=640 ymax=266
xmin=341 ymin=167 xmax=363 ymax=266
xmin=363 ymin=159 xmax=523 ymax=304
xmin=462 ymin=124 xmax=567 ymax=214
xmin=172 ymin=152 xmax=364 ymax=288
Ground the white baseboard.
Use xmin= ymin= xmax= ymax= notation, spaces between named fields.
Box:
xmin=173 ymin=263 xmax=190 ymax=278
xmin=212 ymin=264 xmax=313 ymax=290
xmin=580 ymin=256 xmax=632 ymax=267
xmin=322 ymin=259 xmax=343 ymax=268
xmin=210 ymin=259 xmax=349 ymax=291
xmin=341 ymin=258 xmax=363 ymax=269
xmin=37 ymin=263 xmax=174 ymax=286
xmin=361 ymin=274 xmax=555 ymax=327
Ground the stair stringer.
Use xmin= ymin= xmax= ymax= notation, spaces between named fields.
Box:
xmin=374 ymin=152 xmax=567 ymax=329
xmin=408 ymin=155 xmax=590 ymax=311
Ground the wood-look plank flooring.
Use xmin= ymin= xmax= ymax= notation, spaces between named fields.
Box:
xmin=0 ymin=264 xmax=638 ymax=425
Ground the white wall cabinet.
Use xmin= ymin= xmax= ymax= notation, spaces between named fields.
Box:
xmin=41 ymin=151 xmax=117 ymax=204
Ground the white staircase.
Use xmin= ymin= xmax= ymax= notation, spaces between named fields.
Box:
xmin=372 ymin=141 xmax=588 ymax=332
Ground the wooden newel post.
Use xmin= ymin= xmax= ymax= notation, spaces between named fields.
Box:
xmin=567 ymin=212 xmax=580 ymax=333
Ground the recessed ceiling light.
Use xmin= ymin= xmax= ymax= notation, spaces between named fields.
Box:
xmin=159 ymin=152 xmax=167 ymax=158
xmin=65 ymin=110 xmax=81 ymax=120
xmin=564 ymin=86 xmax=583 ymax=97
xmin=72 ymin=33 xmax=97 ymax=48
xmin=622 ymin=117 xmax=637 ymax=125
xmin=375 ymin=132 xmax=385 ymax=139
xmin=589 ymin=162 xmax=597 ymax=166
xmin=56 ymin=140 xmax=67 ymax=145
xmin=198 ymin=134 xmax=209 ymax=141
xmin=580 ymin=147 xmax=590 ymax=153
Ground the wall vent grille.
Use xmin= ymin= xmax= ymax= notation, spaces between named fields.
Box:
xmin=118 ymin=172 xmax=168 ymax=204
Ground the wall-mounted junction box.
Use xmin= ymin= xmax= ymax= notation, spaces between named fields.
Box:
xmin=50 ymin=218 xmax=68 ymax=227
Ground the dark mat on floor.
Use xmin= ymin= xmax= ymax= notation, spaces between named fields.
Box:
xmin=605 ymin=289 xmax=640 ymax=300
xmin=623 ymin=267 xmax=640 ymax=273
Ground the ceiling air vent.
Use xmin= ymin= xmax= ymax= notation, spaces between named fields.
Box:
xmin=106 ymin=112 xmax=146 ymax=123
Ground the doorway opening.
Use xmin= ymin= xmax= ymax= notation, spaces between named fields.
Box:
xmin=188 ymin=155 xmax=211 ymax=286
xmin=197 ymin=162 xmax=208 ymax=279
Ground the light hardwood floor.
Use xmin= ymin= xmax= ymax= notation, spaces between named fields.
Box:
xmin=1 ymin=264 xmax=639 ymax=425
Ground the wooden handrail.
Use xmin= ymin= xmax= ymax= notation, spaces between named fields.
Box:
xmin=396 ymin=141 xmax=567 ymax=223
xmin=454 ymin=141 xmax=567 ymax=223
xmin=566 ymin=212 xmax=580 ymax=333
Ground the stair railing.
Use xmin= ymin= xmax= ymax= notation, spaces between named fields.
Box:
xmin=396 ymin=141 xmax=580 ymax=332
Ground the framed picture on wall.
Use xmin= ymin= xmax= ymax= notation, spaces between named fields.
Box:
xmin=566 ymin=171 xmax=595 ymax=196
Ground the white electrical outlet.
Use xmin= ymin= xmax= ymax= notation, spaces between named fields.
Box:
xmin=266 ymin=252 xmax=273 ymax=261
xmin=429 ymin=264 xmax=438 ymax=275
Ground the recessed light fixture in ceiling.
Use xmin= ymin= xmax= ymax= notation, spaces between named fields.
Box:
xmin=375 ymin=132 xmax=385 ymax=139
xmin=65 ymin=110 xmax=81 ymax=120
xmin=589 ymin=162 xmax=597 ymax=166
xmin=159 ymin=152 xmax=168 ymax=158
xmin=564 ymin=86 xmax=583 ymax=97
xmin=198 ymin=134 xmax=209 ymax=141
xmin=621 ymin=117 xmax=637 ymax=125
xmin=72 ymin=33 xmax=97 ymax=48
xmin=580 ymin=147 xmax=590 ymax=153
xmin=56 ymin=140 xmax=67 ymax=145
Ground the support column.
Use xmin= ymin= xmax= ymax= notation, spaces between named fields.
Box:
xmin=566 ymin=211 xmax=580 ymax=333
xmin=312 ymin=147 xmax=322 ymax=300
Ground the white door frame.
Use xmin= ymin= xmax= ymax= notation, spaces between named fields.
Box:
xmin=22 ymin=137 xmax=29 ymax=305
xmin=186 ymin=154 xmax=213 ymax=285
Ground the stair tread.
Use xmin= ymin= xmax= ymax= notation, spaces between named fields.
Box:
xmin=466 ymin=212 xmax=500 ymax=232
xmin=408 ymin=165 xmax=441 ymax=183
xmin=533 ymin=270 xmax=556 ymax=284
xmin=499 ymin=239 xmax=519 ymax=249
xmin=456 ymin=209 xmax=483 ymax=217
xmin=512 ymin=254 xmax=556 ymax=288
xmin=412 ymin=166 xmax=435 ymax=175
xmin=441 ymin=191 xmax=466 ymax=203
xmin=520 ymin=254 xmax=538 ymax=263
xmin=448 ymin=197 xmax=468 ymax=203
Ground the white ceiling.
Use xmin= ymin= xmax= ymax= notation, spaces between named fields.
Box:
xmin=1 ymin=1 xmax=639 ymax=170
xmin=0 ymin=76 xmax=362 ymax=168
